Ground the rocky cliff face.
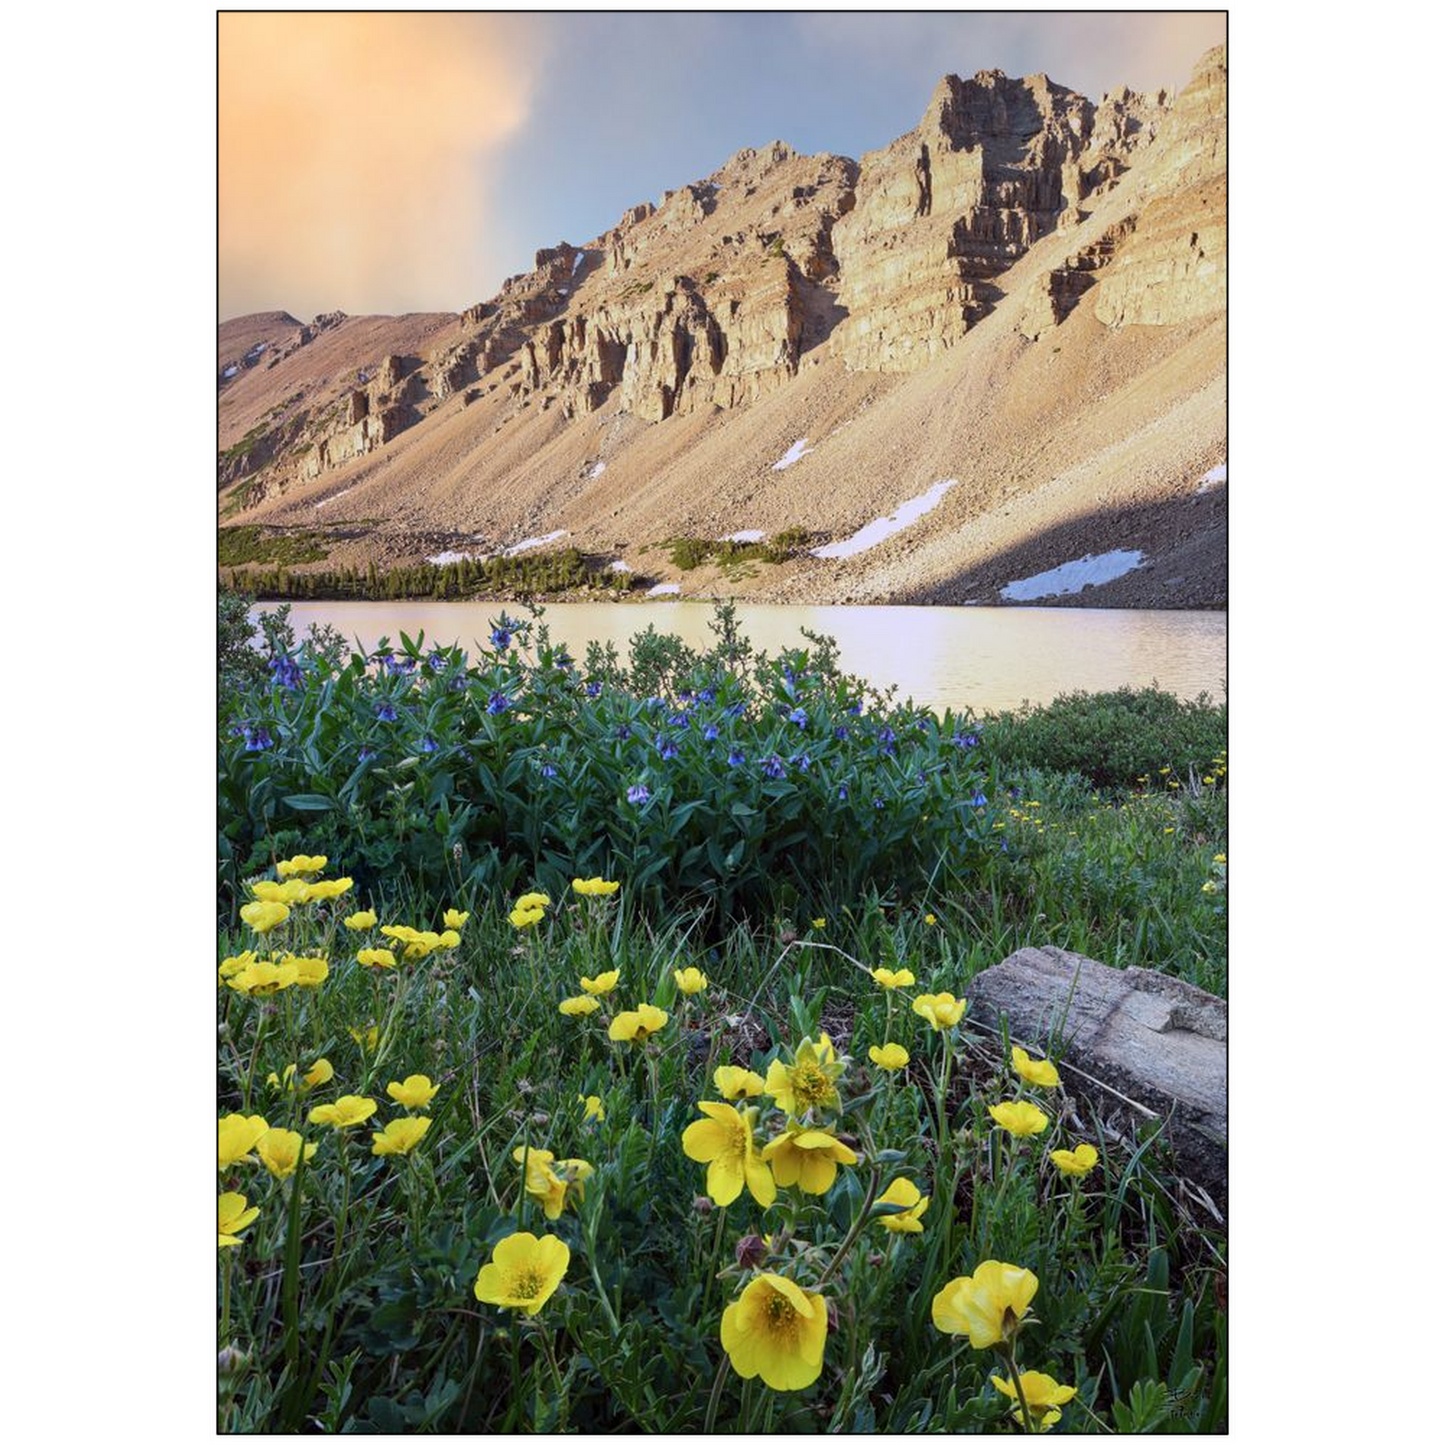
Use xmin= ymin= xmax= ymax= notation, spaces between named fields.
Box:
xmin=219 ymin=47 xmax=1225 ymax=607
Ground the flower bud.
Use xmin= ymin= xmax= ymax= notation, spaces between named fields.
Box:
xmin=734 ymin=1234 xmax=767 ymax=1269
xmin=692 ymin=1195 xmax=713 ymax=1215
xmin=217 ymin=1345 xmax=248 ymax=1377
xmin=826 ymin=1298 xmax=840 ymax=1331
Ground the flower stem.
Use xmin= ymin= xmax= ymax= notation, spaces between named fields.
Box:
xmin=817 ymin=1166 xmax=881 ymax=1287
xmin=1003 ymin=1344 xmax=1035 ymax=1434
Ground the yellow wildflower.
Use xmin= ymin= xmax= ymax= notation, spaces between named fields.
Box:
xmin=276 ymin=854 xmax=327 ymax=878
xmin=256 ymin=1128 xmax=318 ymax=1179
xmin=218 ymin=1114 xmax=268 ymax=1171
xmin=580 ymin=970 xmax=620 ymax=995
xmin=1049 ymin=1142 xmax=1100 ymax=1178
xmin=681 ymin=1102 xmax=776 ymax=1207
xmin=308 ymin=1095 xmax=378 ymax=1130
xmin=443 ymin=908 xmax=469 ymax=929
xmin=720 ymin=1273 xmax=828 ymax=1391
xmin=357 ymin=948 xmax=398 ymax=970
xmin=931 ymin=1260 xmax=1039 ymax=1348
xmin=912 ymin=992 xmax=967 ymax=1029
xmin=608 ymin=1004 xmax=669 ymax=1043
xmin=286 ymin=955 xmax=330 ymax=988
xmin=218 ymin=1192 xmax=260 ymax=1247
xmin=763 ymin=1035 xmax=842 ymax=1116
xmin=386 ymin=1075 xmax=440 ymax=1110
xmin=673 ymin=966 xmax=708 ymax=995
xmin=515 ymin=891 xmax=552 ymax=911
xmin=1011 ymin=1047 xmax=1060 ymax=1089
xmin=714 ymin=1065 xmax=766 ymax=1100
xmin=868 ymin=1042 xmax=910 ymax=1072
xmin=572 ymin=878 xmax=620 ymax=897
xmin=349 ymin=1024 xmax=379 ymax=1052
xmin=510 ymin=904 xmax=547 ymax=930
xmin=871 ymin=967 xmax=916 ymax=990
xmin=473 ymin=1232 xmax=569 ymax=1315
xmin=239 ymin=900 xmax=289 ymax=934
xmin=761 ymin=1125 xmax=857 ymax=1195
xmin=875 ymin=1176 xmax=930 ymax=1233
xmin=343 ymin=909 xmax=377 ymax=931
xmin=989 ymin=1100 xmax=1050 ymax=1137
xmin=991 ymin=1370 xmax=1077 ymax=1431
xmin=225 ymin=957 xmax=299 ymax=996
xmin=514 ymin=1147 xmax=594 ymax=1219
xmin=371 ymin=1116 xmax=432 ymax=1156
xmin=251 ymin=879 xmax=312 ymax=904
xmin=559 ymin=995 xmax=601 ymax=1017
xmin=579 ymin=1094 xmax=606 ymax=1123
xmin=924 ymin=913 xmax=937 ymax=926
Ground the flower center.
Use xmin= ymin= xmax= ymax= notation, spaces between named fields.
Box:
xmin=512 ymin=1268 xmax=545 ymax=1301
xmin=792 ymin=1064 xmax=832 ymax=1108
xmin=765 ymin=1292 xmax=798 ymax=1334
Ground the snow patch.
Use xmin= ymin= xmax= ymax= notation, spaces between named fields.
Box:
xmin=607 ymin=559 xmax=633 ymax=573
xmin=588 ymin=461 xmax=607 ymax=479
xmin=722 ymin=529 xmax=764 ymax=543
xmin=1001 ymin=549 xmax=1145 ymax=602
xmin=221 ymin=365 xmax=238 ymax=379
xmin=1196 ymin=463 xmax=1227 ymax=494
xmin=558 ymin=286 xmax=569 ymax=295
xmin=572 ymin=251 xmax=586 ymax=274
xmin=646 ymin=582 xmax=681 ymax=597
xmin=772 ymin=437 xmax=815 ymax=471
xmin=427 ymin=550 xmax=484 ymax=566
xmin=811 ymin=480 xmax=957 ymax=560
xmin=314 ymin=485 xmax=356 ymax=510
xmin=503 ymin=530 xmax=567 ymax=557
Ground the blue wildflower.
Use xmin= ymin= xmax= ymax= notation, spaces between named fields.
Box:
xmin=375 ymin=702 xmax=398 ymax=723
xmin=668 ymin=712 xmax=691 ymax=729
xmin=727 ymin=749 xmax=745 ymax=768
xmin=586 ymin=681 xmax=603 ymax=698
xmin=646 ymin=696 xmax=667 ymax=711
xmin=792 ymin=753 xmax=812 ymax=772
xmin=242 ymin=726 xmax=274 ymax=752
xmin=268 ymin=654 xmax=302 ymax=691
xmin=358 ymin=747 xmax=376 ymax=762
xmin=419 ymin=736 xmax=438 ymax=754
xmin=837 ymin=784 xmax=849 ymax=801
xmin=725 ymin=701 xmax=747 ymax=719
xmin=698 ymin=686 xmax=716 ymax=704
xmin=541 ymin=762 xmax=558 ymax=778
xmin=486 ymin=692 xmax=510 ymax=715
xmin=952 ymin=730 xmax=981 ymax=750
xmin=874 ymin=798 xmax=885 ymax=810
xmin=656 ymin=734 xmax=680 ymax=761
xmin=848 ymin=700 xmax=863 ymax=716
xmin=427 ymin=651 xmax=447 ymax=672
xmin=627 ymin=783 xmax=650 ymax=804
xmin=616 ymin=724 xmax=633 ymax=741
xmin=970 ymin=792 xmax=988 ymax=808
xmin=491 ymin=626 xmax=512 ymax=650
xmin=834 ymin=726 xmax=850 ymax=741
xmin=762 ymin=755 xmax=786 ymax=780
xmin=788 ymin=707 xmax=809 ymax=728
xmin=703 ymin=722 xmax=720 ymax=741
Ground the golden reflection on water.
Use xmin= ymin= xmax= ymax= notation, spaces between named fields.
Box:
xmin=265 ymin=601 xmax=1225 ymax=716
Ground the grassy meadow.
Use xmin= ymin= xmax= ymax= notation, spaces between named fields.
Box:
xmin=217 ymin=599 xmax=1227 ymax=1432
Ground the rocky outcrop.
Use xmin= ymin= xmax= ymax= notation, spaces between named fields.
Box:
xmin=1093 ymin=48 xmax=1226 ymax=327
xmin=969 ymin=946 xmax=1226 ymax=1205
xmin=220 ymin=48 xmax=1226 ymax=510
xmin=829 ymin=71 xmax=1099 ymax=370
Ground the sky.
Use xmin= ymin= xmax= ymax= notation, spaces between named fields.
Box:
xmin=219 ymin=11 xmax=1225 ymax=321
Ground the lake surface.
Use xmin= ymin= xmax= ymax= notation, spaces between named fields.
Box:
xmin=262 ymin=601 xmax=1225 ymax=716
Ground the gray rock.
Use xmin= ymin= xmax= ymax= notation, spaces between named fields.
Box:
xmin=968 ymin=946 xmax=1226 ymax=1206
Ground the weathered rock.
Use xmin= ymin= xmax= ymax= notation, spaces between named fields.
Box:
xmin=968 ymin=946 xmax=1226 ymax=1203
xmin=1093 ymin=48 xmax=1226 ymax=327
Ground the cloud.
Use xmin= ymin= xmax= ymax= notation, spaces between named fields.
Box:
xmin=219 ymin=13 xmax=541 ymax=319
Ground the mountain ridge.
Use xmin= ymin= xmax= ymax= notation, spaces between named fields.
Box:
xmin=219 ymin=45 xmax=1225 ymax=607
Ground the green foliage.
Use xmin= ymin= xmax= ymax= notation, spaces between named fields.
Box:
xmin=218 ymin=605 xmax=999 ymax=923
xmin=666 ymin=528 xmax=811 ymax=572
xmin=217 ymin=892 xmax=1226 ymax=1433
xmin=219 ymin=526 xmax=332 ymax=568
xmin=224 ymin=548 xmax=632 ymax=601
xmin=979 ymin=688 xmax=1227 ymax=792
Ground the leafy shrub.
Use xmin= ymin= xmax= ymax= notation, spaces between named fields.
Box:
xmin=219 ymin=525 xmax=331 ymax=567
xmin=666 ymin=528 xmax=810 ymax=572
xmin=979 ymin=688 xmax=1226 ymax=791
xmin=219 ymin=607 xmax=998 ymax=920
